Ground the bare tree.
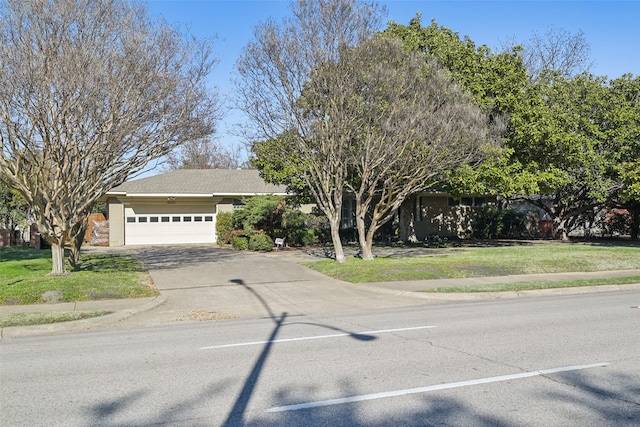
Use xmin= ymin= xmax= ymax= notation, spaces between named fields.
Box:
xmin=304 ymin=36 xmax=495 ymax=260
xmin=0 ymin=0 xmax=219 ymax=274
xmin=505 ymin=25 xmax=593 ymax=81
xmin=164 ymin=137 xmax=243 ymax=170
xmin=235 ymin=0 xmax=385 ymax=262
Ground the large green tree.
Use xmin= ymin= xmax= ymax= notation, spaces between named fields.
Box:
xmin=384 ymin=15 xmax=529 ymax=241
xmin=608 ymin=74 xmax=640 ymax=239
xmin=470 ymin=72 xmax=639 ymax=240
xmin=0 ymin=0 xmax=218 ymax=274
xmin=506 ymin=72 xmax=618 ymax=239
xmin=385 ymin=15 xmax=528 ymax=116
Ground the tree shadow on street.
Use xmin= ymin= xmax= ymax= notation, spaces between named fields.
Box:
xmin=540 ymin=369 xmax=640 ymax=425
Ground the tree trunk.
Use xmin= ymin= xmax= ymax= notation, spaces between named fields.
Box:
xmin=69 ymin=218 xmax=88 ymax=267
xmin=50 ymin=242 xmax=67 ymax=275
xmin=554 ymin=218 xmax=570 ymax=241
xmin=355 ymin=213 xmax=375 ymax=261
xmin=328 ymin=216 xmax=345 ymax=263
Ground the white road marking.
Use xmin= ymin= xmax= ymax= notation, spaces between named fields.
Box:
xmin=200 ymin=326 xmax=437 ymax=350
xmin=267 ymin=362 xmax=610 ymax=413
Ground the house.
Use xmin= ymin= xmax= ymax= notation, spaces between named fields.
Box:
xmin=408 ymin=192 xmax=498 ymax=239
xmin=103 ymin=169 xmax=495 ymax=247
xmin=338 ymin=191 xmax=498 ymax=242
xmin=103 ymin=169 xmax=287 ymax=246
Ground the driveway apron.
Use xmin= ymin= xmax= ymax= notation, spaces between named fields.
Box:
xmin=125 ymin=245 xmax=412 ymax=326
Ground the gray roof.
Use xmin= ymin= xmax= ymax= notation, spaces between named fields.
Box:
xmin=108 ymin=169 xmax=287 ymax=196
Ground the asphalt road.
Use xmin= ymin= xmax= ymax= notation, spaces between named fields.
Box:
xmin=2 ymin=291 xmax=639 ymax=426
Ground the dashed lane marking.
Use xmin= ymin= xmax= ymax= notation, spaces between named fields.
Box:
xmin=267 ymin=362 xmax=610 ymax=413
xmin=199 ymin=326 xmax=437 ymax=350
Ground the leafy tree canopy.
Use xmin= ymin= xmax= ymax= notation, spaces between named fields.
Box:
xmin=384 ymin=14 xmax=529 ymax=115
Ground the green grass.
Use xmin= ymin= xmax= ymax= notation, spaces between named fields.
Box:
xmin=0 ymin=311 xmax=114 ymax=327
xmin=305 ymin=243 xmax=640 ymax=283
xmin=428 ymin=276 xmax=640 ymax=293
xmin=0 ymin=247 xmax=158 ymax=305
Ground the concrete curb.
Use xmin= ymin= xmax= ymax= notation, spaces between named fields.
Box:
xmin=358 ymin=282 xmax=640 ymax=301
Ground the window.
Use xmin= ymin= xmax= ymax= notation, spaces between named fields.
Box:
xmin=183 ymin=216 xmax=192 ymax=222
xmin=204 ymin=216 xmax=213 ymax=222
xmin=448 ymin=197 xmax=459 ymax=207
xmin=474 ymin=197 xmax=486 ymax=207
xmin=172 ymin=216 xmax=181 ymax=222
xmin=126 ymin=217 xmax=135 ymax=223
xmin=138 ymin=217 xmax=147 ymax=223
xmin=194 ymin=216 xmax=203 ymax=222
xmin=161 ymin=217 xmax=170 ymax=222
xmin=232 ymin=199 xmax=245 ymax=210
xmin=461 ymin=197 xmax=473 ymax=207
xmin=150 ymin=217 xmax=159 ymax=223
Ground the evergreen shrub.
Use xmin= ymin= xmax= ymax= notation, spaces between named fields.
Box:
xmin=249 ymin=233 xmax=273 ymax=251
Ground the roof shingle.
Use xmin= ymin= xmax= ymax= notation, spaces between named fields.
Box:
xmin=108 ymin=169 xmax=287 ymax=196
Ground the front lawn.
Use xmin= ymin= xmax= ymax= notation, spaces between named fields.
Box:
xmin=305 ymin=242 xmax=640 ymax=284
xmin=0 ymin=247 xmax=158 ymax=305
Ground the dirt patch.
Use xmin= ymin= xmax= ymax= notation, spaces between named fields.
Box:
xmin=140 ymin=272 xmax=158 ymax=291
xmin=179 ymin=310 xmax=239 ymax=321
xmin=41 ymin=290 xmax=64 ymax=303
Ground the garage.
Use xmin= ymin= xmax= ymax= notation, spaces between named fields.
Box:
xmin=124 ymin=204 xmax=216 ymax=245
xmin=103 ymin=169 xmax=288 ymax=247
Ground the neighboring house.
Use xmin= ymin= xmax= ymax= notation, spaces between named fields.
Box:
xmin=103 ymin=169 xmax=287 ymax=246
xmin=401 ymin=192 xmax=498 ymax=240
xmin=103 ymin=169 xmax=496 ymax=247
xmin=340 ymin=192 xmax=498 ymax=241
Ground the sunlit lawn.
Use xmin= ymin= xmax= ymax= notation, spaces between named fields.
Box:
xmin=0 ymin=247 xmax=158 ymax=305
xmin=305 ymin=242 xmax=640 ymax=284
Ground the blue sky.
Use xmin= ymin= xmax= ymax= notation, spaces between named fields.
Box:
xmin=141 ymin=0 xmax=639 ymax=170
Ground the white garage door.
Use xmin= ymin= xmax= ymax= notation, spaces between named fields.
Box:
xmin=124 ymin=206 xmax=216 ymax=245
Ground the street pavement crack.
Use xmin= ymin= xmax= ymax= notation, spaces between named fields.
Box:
xmin=423 ymin=339 xmax=528 ymax=373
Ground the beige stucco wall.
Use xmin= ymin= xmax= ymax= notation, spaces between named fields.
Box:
xmin=107 ymin=197 xmax=125 ymax=247
xmin=298 ymin=203 xmax=315 ymax=214
xmin=216 ymin=198 xmax=237 ymax=213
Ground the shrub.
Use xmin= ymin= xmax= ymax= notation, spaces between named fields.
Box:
xmin=231 ymin=232 xmax=249 ymax=250
xmin=232 ymin=195 xmax=285 ymax=236
xmin=249 ymin=233 xmax=274 ymax=251
xmin=473 ymin=207 xmax=527 ymax=239
xmin=604 ymin=208 xmax=631 ymax=236
xmin=281 ymin=210 xmax=329 ymax=246
xmin=228 ymin=197 xmax=331 ymax=247
xmin=216 ymin=211 xmax=234 ymax=244
xmin=424 ymin=234 xmax=447 ymax=248
xmin=301 ymin=229 xmax=319 ymax=246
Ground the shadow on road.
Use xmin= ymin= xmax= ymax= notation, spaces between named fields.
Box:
xmin=222 ymin=278 xmax=378 ymax=425
xmin=130 ymin=245 xmax=242 ymax=270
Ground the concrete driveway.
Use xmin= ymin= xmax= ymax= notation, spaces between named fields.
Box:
xmin=120 ymin=245 xmax=421 ymax=327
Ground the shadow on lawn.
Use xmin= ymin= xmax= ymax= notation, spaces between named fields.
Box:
xmin=71 ymin=253 xmax=146 ymax=273
xmin=0 ymin=246 xmax=51 ymax=261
